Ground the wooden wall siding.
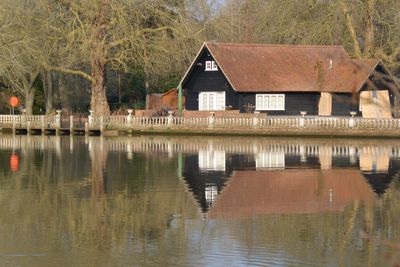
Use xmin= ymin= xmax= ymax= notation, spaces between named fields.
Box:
xmin=238 ymin=93 xmax=255 ymax=113
xmin=239 ymin=93 xmax=320 ymax=115
xmin=184 ymin=49 xmax=239 ymax=110
xmin=332 ymin=93 xmax=359 ymax=116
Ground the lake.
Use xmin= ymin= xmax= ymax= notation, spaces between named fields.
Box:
xmin=0 ymin=135 xmax=399 ymax=267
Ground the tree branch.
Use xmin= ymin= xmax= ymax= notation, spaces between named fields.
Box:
xmin=340 ymin=0 xmax=362 ymax=58
xmin=46 ymin=65 xmax=95 ymax=84
xmin=364 ymin=0 xmax=376 ymax=57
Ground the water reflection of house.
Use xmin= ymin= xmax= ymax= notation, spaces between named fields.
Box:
xmin=183 ymin=152 xmax=254 ymax=212
xmin=208 ymin=169 xmax=375 ymax=218
xmin=358 ymin=147 xmax=399 ymax=196
xmin=182 ymin=144 xmax=400 ymax=216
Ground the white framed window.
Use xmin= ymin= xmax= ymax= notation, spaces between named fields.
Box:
xmin=198 ymin=149 xmax=226 ymax=171
xmin=199 ymin=91 xmax=225 ymax=110
xmin=256 ymin=94 xmax=285 ymax=110
xmin=205 ymin=60 xmax=218 ymax=71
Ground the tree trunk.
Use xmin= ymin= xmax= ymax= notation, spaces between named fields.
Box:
xmin=21 ymin=69 xmax=40 ymax=115
xmin=43 ymin=70 xmax=54 ymax=114
xmin=118 ymin=73 xmax=122 ymax=105
xmin=90 ymin=52 xmax=110 ymax=116
xmin=89 ymin=0 xmax=110 ymax=116
xmin=57 ymin=74 xmax=67 ymax=111
xmin=144 ymin=60 xmax=150 ymax=110
xmin=145 ymin=78 xmax=150 ymax=110
xmin=24 ymin=88 xmax=35 ymax=115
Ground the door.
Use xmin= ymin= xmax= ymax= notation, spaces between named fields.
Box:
xmin=199 ymin=92 xmax=225 ymax=110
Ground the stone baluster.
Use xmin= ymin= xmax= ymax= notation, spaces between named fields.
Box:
xmin=100 ymin=116 xmax=104 ymax=133
xmin=12 ymin=115 xmax=16 ymax=135
xmin=41 ymin=115 xmax=45 ymax=134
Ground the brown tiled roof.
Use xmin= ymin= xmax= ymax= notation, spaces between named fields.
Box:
xmin=208 ymin=169 xmax=374 ymax=218
xmin=203 ymin=43 xmax=380 ymax=93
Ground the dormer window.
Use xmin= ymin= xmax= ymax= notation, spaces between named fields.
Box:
xmin=205 ymin=60 xmax=218 ymax=71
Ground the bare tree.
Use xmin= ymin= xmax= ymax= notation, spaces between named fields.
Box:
xmin=43 ymin=0 xmax=192 ymax=116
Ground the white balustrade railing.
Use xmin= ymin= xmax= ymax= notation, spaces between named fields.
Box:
xmin=1 ymin=114 xmax=400 ymax=132
xmin=0 ymin=115 xmax=57 ymax=128
xmin=85 ymin=115 xmax=400 ymax=131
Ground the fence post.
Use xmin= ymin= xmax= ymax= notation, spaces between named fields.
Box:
xmin=127 ymin=109 xmax=133 ymax=126
xmin=100 ymin=116 xmax=104 ymax=134
xmin=21 ymin=108 xmax=26 ymax=127
xmin=168 ymin=110 xmax=174 ymax=125
xmin=253 ymin=111 xmax=260 ymax=127
xmin=349 ymin=111 xmax=357 ymax=128
xmin=27 ymin=121 xmax=31 ymax=135
xmin=12 ymin=115 xmax=16 ymax=135
xmin=41 ymin=115 xmax=45 ymax=135
xmin=69 ymin=115 xmax=74 ymax=133
xmin=299 ymin=111 xmax=307 ymax=127
xmin=88 ymin=110 xmax=93 ymax=126
xmin=208 ymin=112 xmax=215 ymax=128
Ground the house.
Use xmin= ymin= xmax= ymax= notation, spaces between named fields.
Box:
xmin=147 ymin=88 xmax=185 ymax=111
xmin=179 ymin=42 xmax=400 ymax=118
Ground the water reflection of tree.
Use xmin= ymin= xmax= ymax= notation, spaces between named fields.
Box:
xmin=0 ymin=136 xmax=199 ymax=266
xmin=1 ymin=136 xmax=400 ymax=266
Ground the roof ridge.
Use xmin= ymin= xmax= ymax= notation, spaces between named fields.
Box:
xmin=205 ymin=42 xmax=344 ymax=49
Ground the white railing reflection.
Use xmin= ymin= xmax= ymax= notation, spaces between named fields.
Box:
xmin=1 ymin=135 xmax=400 ymax=161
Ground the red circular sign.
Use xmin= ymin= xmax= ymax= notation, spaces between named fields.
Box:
xmin=9 ymin=96 xmax=19 ymax=107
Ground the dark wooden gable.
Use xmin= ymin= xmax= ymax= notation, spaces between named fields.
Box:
xmin=183 ymin=47 xmax=239 ymax=110
xmin=332 ymin=62 xmax=400 ymax=116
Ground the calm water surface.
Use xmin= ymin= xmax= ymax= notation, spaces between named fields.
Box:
xmin=0 ymin=135 xmax=400 ymax=266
